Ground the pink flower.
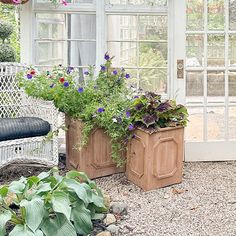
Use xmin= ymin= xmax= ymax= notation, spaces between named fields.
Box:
xmin=12 ymin=0 xmax=22 ymax=4
xmin=62 ymin=0 xmax=67 ymax=5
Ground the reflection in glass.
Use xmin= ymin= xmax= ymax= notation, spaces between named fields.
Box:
xmin=229 ymin=107 xmax=236 ymax=140
xmin=229 ymin=0 xmax=236 ymax=30
xmin=208 ymin=0 xmax=224 ymax=30
xmin=107 ymin=15 xmax=137 ymax=41
xmin=207 ymin=107 xmax=225 ymax=140
xmin=139 ymin=69 xmax=167 ymax=94
xmin=185 ymin=107 xmax=204 ymax=141
xmin=186 ymin=34 xmax=204 ymax=67
xmin=108 ymin=0 xmax=167 ymax=6
xmin=139 ymin=42 xmax=167 ymax=67
xmin=186 ymin=0 xmax=204 ymax=31
xmin=37 ymin=14 xmax=65 ymax=39
xmin=139 ymin=15 xmax=167 ymax=40
xmin=207 ymin=35 xmax=225 ymax=67
xmin=229 ymin=71 xmax=236 ymax=96
xmin=37 ymin=41 xmax=65 ymax=65
xmin=207 ymin=71 xmax=225 ymax=96
xmin=229 ymin=35 xmax=236 ymax=67
xmin=107 ymin=42 xmax=137 ymax=67
xmin=186 ymin=71 xmax=204 ymax=96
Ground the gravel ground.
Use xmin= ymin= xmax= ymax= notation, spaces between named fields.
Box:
xmin=95 ymin=162 xmax=236 ymax=236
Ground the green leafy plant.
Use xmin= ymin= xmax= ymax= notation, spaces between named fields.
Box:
xmin=0 ymin=21 xmax=13 ymax=43
xmin=0 ymin=168 xmax=106 ymax=236
xmin=0 ymin=44 xmax=16 ymax=62
xmin=129 ymin=91 xmax=188 ymax=130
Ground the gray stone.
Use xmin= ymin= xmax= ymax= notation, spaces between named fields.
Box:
xmin=103 ymin=213 xmax=116 ymax=225
xmin=106 ymin=224 xmax=119 ymax=235
xmin=110 ymin=202 xmax=128 ymax=215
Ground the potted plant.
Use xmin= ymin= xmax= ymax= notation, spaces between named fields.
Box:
xmin=18 ymin=54 xmax=133 ymax=179
xmin=126 ymin=92 xmax=188 ymax=191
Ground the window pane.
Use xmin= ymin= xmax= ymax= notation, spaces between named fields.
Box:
xmin=186 ymin=0 xmax=204 ymax=31
xmin=107 ymin=15 xmax=137 ymax=41
xmin=186 ymin=71 xmax=204 ymax=96
xmin=68 ymin=14 xmax=96 ymax=40
xmin=139 ymin=68 xmax=167 ymax=94
xmin=229 ymin=107 xmax=236 ymax=140
xmin=139 ymin=42 xmax=167 ymax=67
xmin=185 ymin=107 xmax=204 ymax=141
xmin=229 ymin=35 xmax=236 ymax=67
xmin=68 ymin=41 xmax=96 ymax=66
xmin=186 ymin=34 xmax=204 ymax=67
xmin=124 ymin=69 xmax=138 ymax=90
xmin=229 ymin=71 xmax=236 ymax=96
xmin=107 ymin=42 xmax=137 ymax=67
xmin=36 ymin=41 xmax=65 ymax=65
xmin=139 ymin=15 xmax=167 ymax=41
xmin=208 ymin=0 xmax=224 ymax=30
xmin=229 ymin=0 xmax=236 ymax=30
xmin=207 ymin=107 xmax=225 ymax=140
xmin=207 ymin=71 xmax=225 ymax=96
xmin=37 ymin=14 xmax=65 ymax=39
xmin=207 ymin=35 xmax=225 ymax=67
xmin=108 ymin=0 xmax=167 ymax=6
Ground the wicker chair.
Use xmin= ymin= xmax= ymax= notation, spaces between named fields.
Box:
xmin=0 ymin=63 xmax=58 ymax=168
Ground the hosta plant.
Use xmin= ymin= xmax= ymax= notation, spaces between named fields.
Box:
xmin=0 ymin=168 xmax=106 ymax=236
xmin=129 ymin=91 xmax=188 ymax=130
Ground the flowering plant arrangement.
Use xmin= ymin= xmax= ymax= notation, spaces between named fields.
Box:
xmin=18 ymin=54 xmax=134 ymax=166
xmin=129 ymin=91 xmax=188 ymax=131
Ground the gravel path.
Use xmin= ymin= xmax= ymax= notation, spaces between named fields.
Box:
xmin=96 ymin=162 xmax=236 ymax=236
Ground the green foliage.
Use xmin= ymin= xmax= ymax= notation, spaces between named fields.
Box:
xmin=0 ymin=44 xmax=16 ymax=62
xmin=0 ymin=5 xmax=19 ymax=61
xmin=0 ymin=21 xmax=13 ymax=42
xmin=129 ymin=91 xmax=189 ymax=129
xmin=0 ymin=168 xmax=106 ymax=236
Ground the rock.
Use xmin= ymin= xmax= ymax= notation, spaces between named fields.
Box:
xmin=96 ymin=231 xmax=111 ymax=236
xmin=104 ymin=194 xmax=111 ymax=208
xmin=107 ymin=224 xmax=119 ymax=235
xmin=103 ymin=213 xmax=116 ymax=225
xmin=110 ymin=202 xmax=128 ymax=215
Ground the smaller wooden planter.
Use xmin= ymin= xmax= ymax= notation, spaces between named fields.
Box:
xmin=126 ymin=126 xmax=184 ymax=191
xmin=65 ymin=116 xmax=124 ymax=179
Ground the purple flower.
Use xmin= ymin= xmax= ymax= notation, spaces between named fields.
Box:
xmin=50 ymin=84 xmax=55 ymax=88
xmin=77 ymin=87 xmax=84 ymax=93
xmin=27 ymin=74 xmax=32 ymax=79
xmin=84 ymin=71 xmax=89 ymax=75
xmin=113 ymin=70 xmax=118 ymax=75
xmin=126 ymin=111 xmax=131 ymax=118
xmin=125 ymin=73 xmax=130 ymax=79
xmin=128 ymin=124 xmax=135 ymax=131
xmin=67 ymin=66 xmax=74 ymax=74
xmin=97 ymin=107 xmax=105 ymax=113
xmin=134 ymin=95 xmax=139 ymax=99
xmin=101 ymin=65 xmax=106 ymax=72
xmin=63 ymin=81 xmax=69 ymax=87
xmin=104 ymin=53 xmax=110 ymax=61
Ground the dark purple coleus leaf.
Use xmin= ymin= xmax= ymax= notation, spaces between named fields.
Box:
xmin=142 ymin=114 xmax=158 ymax=127
xmin=156 ymin=102 xmax=171 ymax=112
xmin=135 ymin=103 xmax=144 ymax=111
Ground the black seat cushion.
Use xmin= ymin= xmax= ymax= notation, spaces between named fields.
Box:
xmin=0 ymin=117 xmax=51 ymax=141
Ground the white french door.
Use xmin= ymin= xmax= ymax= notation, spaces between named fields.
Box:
xmin=173 ymin=0 xmax=236 ymax=161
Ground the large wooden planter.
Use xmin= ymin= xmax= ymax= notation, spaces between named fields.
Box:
xmin=126 ymin=126 xmax=184 ymax=191
xmin=65 ymin=116 xmax=124 ymax=179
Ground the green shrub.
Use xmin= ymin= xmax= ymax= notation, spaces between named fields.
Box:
xmin=0 ymin=44 xmax=16 ymax=62
xmin=0 ymin=168 xmax=106 ymax=236
xmin=0 ymin=21 xmax=13 ymax=43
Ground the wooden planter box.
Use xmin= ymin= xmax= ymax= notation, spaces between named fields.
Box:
xmin=126 ymin=127 xmax=184 ymax=191
xmin=65 ymin=116 xmax=124 ymax=179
